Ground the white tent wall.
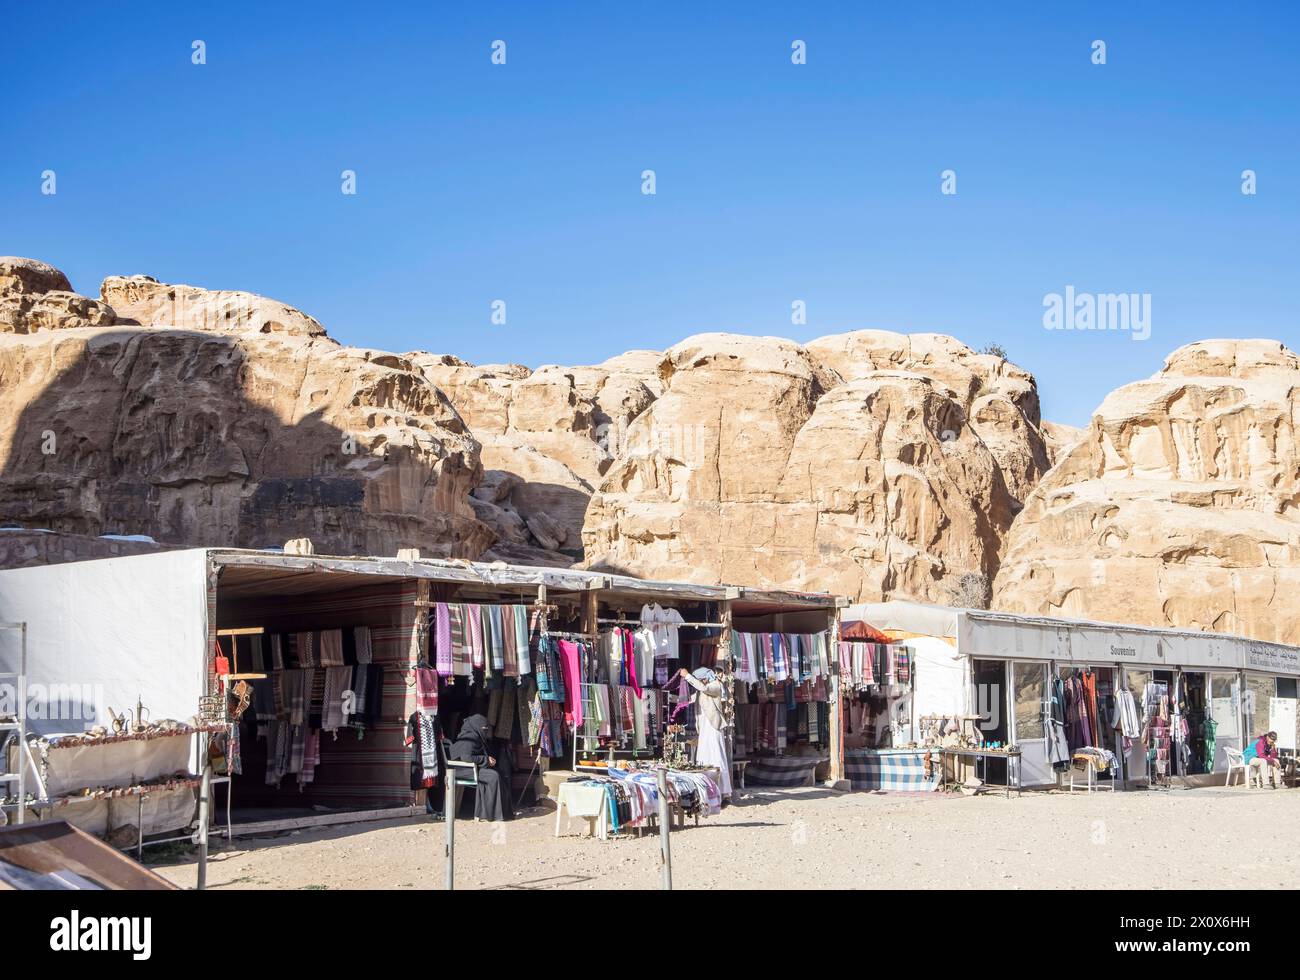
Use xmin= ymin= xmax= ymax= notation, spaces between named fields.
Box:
xmin=0 ymin=550 xmax=209 ymax=739
xmin=907 ymin=635 xmax=969 ymax=722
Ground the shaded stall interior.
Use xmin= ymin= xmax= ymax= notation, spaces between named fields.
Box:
xmin=207 ymin=552 xmax=838 ymax=821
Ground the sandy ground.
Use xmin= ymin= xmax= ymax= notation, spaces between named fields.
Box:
xmin=153 ymin=783 xmax=1300 ymax=890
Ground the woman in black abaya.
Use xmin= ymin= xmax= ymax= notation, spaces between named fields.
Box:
xmin=448 ymin=713 xmax=512 ymax=821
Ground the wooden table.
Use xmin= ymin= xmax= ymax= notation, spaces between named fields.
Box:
xmin=938 ymin=748 xmax=1023 ymax=797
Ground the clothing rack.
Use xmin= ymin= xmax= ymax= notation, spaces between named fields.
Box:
xmin=596 ymin=618 xmax=725 ymax=629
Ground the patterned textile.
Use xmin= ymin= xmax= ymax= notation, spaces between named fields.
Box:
xmin=515 ymin=608 xmax=532 ymax=675
xmin=319 ymin=629 xmax=345 ymax=667
xmin=535 ymin=634 xmax=565 ymax=703
xmin=322 ymin=666 xmax=353 ymax=732
xmin=408 ymin=711 xmax=439 ymax=788
xmin=468 ymin=607 xmax=484 ymax=670
xmin=269 ymin=633 xmax=284 ymax=670
xmin=434 ymin=603 xmax=452 ymax=673
xmin=619 ymin=686 xmax=636 ymax=736
xmin=413 ymin=666 xmax=439 ymax=713
xmin=299 ymin=729 xmax=321 ymax=786
xmin=488 ymin=604 xmax=505 ymax=672
xmin=283 ymin=669 xmax=309 ymax=726
xmin=845 ymin=749 xmax=941 ymax=792
xmin=502 ymin=605 xmax=519 ymax=677
xmin=893 ymin=646 xmax=911 ymax=684
xmin=293 ymin=631 xmax=315 ymax=668
xmin=448 ymin=603 xmax=469 ymax=676
xmin=353 ymin=625 xmax=373 ymax=664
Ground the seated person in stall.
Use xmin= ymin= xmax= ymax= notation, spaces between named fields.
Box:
xmin=449 ymin=714 xmax=514 ymax=820
xmin=677 ymin=667 xmax=733 ymax=802
xmin=1249 ymin=731 xmax=1282 ymax=788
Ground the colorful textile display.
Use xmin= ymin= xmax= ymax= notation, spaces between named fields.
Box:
xmin=432 ymin=602 xmax=535 ymax=678
xmin=732 ymin=630 xmax=831 ymax=683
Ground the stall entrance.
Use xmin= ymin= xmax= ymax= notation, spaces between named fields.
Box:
xmin=971 ymin=659 xmax=1008 ymax=783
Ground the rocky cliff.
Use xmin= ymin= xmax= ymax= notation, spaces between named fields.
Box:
xmin=576 ymin=332 xmax=1039 ymax=603
xmin=0 ymin=258 xmax=490 ymax=558
xmin=993 ymin=339 xmax=1300 ymax=644
xmin=8 ymin=255 xmax=1296 ymax=646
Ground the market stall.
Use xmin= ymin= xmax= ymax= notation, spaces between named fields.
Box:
xmin=842 ymin=601 xmax=1297 ymax=790
xmin=0 ymin=548 xmax=836 ymax=838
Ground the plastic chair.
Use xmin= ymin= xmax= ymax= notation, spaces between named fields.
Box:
xmin=1223 ymin=746 xmax=1246 ymax=787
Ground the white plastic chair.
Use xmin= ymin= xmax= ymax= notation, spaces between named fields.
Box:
xmin=1223 ymin=747 xmax=1246 ymax=787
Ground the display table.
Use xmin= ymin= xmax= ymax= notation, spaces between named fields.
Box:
xmin=938 ymin=747 xmax=1022 ymax=797
xmin=558 ymin=766 xmax=723 ymax=839
xmin=742 ymin=755 xmax=825 ymax=787
xmin=845 ymin=747 xmax=941 ymax=792
xmin=554 ymin=781 xmax=611 ymax=840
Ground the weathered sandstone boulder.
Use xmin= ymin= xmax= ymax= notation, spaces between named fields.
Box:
xmin=0 ymin=257 xmax=123 ymax=334
xmin=101 ymin=274 xmax=330 ymax=338
xmin=1041 ymin=420 xmax=1085 ymax=465
xmin=0 ymin=260 xmax=491 ymax=560
xmin=993 ymin=339 xmax=1300 ymax=644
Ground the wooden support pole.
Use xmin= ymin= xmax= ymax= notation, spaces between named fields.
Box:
xmin=581 ymin=582 xmax=599 ymax=636
xmin=828 ymin=605 xmax=845 ymax=785
xmin=719 ymin=596 xmax=734 ymax=793
xmin=410 ymin=579 xmax=431 ymax=666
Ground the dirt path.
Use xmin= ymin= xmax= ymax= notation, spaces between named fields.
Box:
xmin=154 ymin=784 xmax=1300 ymax=890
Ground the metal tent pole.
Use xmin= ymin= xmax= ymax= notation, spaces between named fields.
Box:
xmin=657 ymin=766 xmax=672 ymax=890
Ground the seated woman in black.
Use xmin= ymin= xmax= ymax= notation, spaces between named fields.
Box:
xmin=448 ymin=713 xmax=512 ymax=821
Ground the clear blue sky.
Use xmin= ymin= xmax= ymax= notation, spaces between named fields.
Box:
xmin=4 ymin=2 xmax=1296 ymax=426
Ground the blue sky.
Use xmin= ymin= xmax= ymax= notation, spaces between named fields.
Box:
xmin=3 ymin=2 xmax=1296 ymax=426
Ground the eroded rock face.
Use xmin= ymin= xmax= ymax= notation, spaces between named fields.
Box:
xmin=805 ymin=330 xmax=1051 ymax=506
xmin=101 ymin=275 xmax=329 ymax=338
xmin=0 ymin=257 xmax=123 ymax=334
xmin=412 ymin=351 xmax=660 ymax=560
xmin=0 ymin=529 xmax=168 ymax=569
xmin=1041 ymin=420 xmax=1085 ymax=465
xmin=993 ymin=340 xmax=1300 ymax=644
xmin=0 ymin=260 xmax=491 ymax=560
xmin=581 ymin=333 xmax=1018 ymax=603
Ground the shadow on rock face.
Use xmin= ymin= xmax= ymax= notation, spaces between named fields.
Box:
xmin=0 ymin=327 xmax=493 ymax=562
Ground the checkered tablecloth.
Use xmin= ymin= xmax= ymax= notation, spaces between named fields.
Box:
xmin=846 ymin=749 xmax=940 ymax=792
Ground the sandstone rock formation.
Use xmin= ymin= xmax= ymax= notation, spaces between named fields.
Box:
xmin=993 ymin=340 xmax=1300 ymax=644
xmin=581 ymin=333 xmax=1020 ymax=603
xmin=101 ymin=274 xmax=328 ymax=337
xmin=1040 ymin=420 xmax=1085 ymax=465
xmin=805 ymin=330 xmax=1051 ymax=506
xmin=0 ymin=262 xmax=490 ymax=560
xmin=0 ymin=257 xmax=123 ymax=334
xmin=412 ymin=351 xmax=659 ymax=563
xmin=0 ymin=529 xmax=169 ymax=570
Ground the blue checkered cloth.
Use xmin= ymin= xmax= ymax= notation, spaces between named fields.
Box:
xmin=846 ymin=749 xmax=940 ymax=792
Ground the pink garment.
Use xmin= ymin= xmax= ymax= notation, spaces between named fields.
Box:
xmin=468 ymin=606 xmax=484 ymax=669
xmin=670 ymin=673 xmax=694 ymax=721
xmin=558 ymin=640 xmax=583 ymax=726
xmin=1256 ymin=736 xmax=1279 ymax=763
xmin=623 ymin=629 xmax=643 ymax=698
xmin=414 ymin=666 xmax=439 ymax=712
xmin=434 ymin=603 xmax=452 ymax=674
